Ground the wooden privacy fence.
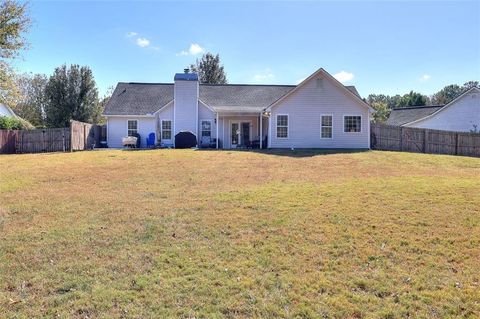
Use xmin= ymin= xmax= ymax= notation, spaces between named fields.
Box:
xmin=371 ymin=123 xmax=480 ymax=157
xmin=0 ymin=120 xmax=105 ymax=154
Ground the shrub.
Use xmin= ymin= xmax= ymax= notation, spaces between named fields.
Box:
xmin=0 ymin=116 xmax=34 ymax=130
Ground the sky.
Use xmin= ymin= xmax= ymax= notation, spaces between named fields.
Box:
xmin=14 ymin=1 xmax=480 ymax=97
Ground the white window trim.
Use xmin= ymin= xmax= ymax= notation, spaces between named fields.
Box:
xmin=200 ymin=119 xmax=213 ymax=138
xmin=276 ymin=114 xmax=289 ymax=139
xmin=320 ymin=114 xmax=333 ymax=139
xmin=343 ymin=114 xmax=362 ymax=133
xmin=161 ymin=119 xmax=173 ymax=140
xmin=127 ymin=119 xmax=138 ymax=136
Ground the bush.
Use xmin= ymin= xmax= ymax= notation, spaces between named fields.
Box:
xmin=0 ymin=116 xmax=34 ymax=130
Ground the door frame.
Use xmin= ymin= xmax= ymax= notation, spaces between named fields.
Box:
xmin=228 ymin=120 xmax=253 ymax=149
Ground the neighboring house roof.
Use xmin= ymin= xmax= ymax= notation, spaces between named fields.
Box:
xmin=386 ymin=105 xmax=444 ymax=126
xmin=103 ymin=76 xmax=363 ymax=116
xmin=402 ymin=87 xmax=480 ymax=126
xmin=0 ymin=103 xmax=16 ymax=117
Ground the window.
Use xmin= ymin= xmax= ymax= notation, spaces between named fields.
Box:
xmin=201 ymin=120 xmax=212 ymax=138
xmin=344 ymin=116 xmax=362 ymax=133
xmin=161 ymin=120 xmax=172 ymax=140
xmin=127 ymin=120 xmax=138 ymax=136
xmin=276 ymin=115 xmax=288 ymax=138
xmin=321 ymin=115 xmax=333 ymax=138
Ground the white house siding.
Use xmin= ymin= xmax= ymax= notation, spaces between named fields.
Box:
xmin=174 ymin=80 xmax=198 ymax=139
xmin=407 ymin=91 xmax=480 ymax=132
xmin=106 ymin=116 xmax=156 ymax=148
xmin=269 ymin=76 xmax=370 ymax=149
xmin=218 ymin=115 xmax=260 ymax=149
xmin=157 ymin=102 xmax=174 ymax=144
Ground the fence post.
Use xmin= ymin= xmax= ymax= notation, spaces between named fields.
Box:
xmin=42 ymin=130 xmax=46 ymax=152
xmin=83 ymin=124 xmax=87 ymax=150
xmin=70 ymin=121 xmax=74 ymax=152
xmin=455 ymin=133 xmax=459 ymax=155
xmin=399 ymin=127 xmax=403 ymax=151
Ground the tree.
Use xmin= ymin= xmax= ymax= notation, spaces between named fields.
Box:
xmin=396 ymin=91 xmax=427 ymax=108
xmin=371 ymin=101 xmax=391 ymax=123
xmin=13 ymin=73 xmax=48 ymax=127
xmin=189 ymin=52 xmax=227 ymax=84
xmin=93 ymin=85 xmax=114 ymax=125
xmin=430 ymin=84 xmax=463 ymax=105
xmin=0 ymin=0 xmax=31 ymax=107
xmin=44 ymin=64 xmax=99 ymax=127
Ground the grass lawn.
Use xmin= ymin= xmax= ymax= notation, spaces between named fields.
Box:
xmin=1 ymin=149 xmax=479 ymax=318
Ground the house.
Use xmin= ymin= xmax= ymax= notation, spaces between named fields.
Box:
xmin=386 ymin=87 xmax=480 ymax=132
xmin=103 ymin=68 xmax=373 ymax=149
xmin=0 ymin=103 xmax=16 ymax=118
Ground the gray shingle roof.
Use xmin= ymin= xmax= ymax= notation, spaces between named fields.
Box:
xmin=199 ymin=84 xmax=295 ymax=112
xmin=103 ymin=82 xmax=361 ymax=115
xmin=103 ymin=83 xmax=173 ymax=116
xmin=386 ymin=105 xmax=444 ymax=126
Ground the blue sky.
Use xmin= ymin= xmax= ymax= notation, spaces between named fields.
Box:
xmin=15 ymin=1 xmax=480 ymax=97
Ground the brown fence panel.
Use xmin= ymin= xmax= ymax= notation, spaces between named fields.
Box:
xmin=70 ymin=120 xmax=96 ymax=150
xmin=401 ymin=127 xmax=426 ymax=153
xmin=457 ymin=133 xmax=480 ymax=157
xmin=0 ymin=130 xmax=17 ymax=154
xmin=371 ymin=123 xmax=480 ymax=157
xmin=16 ymin=128 xmax=70 ymax=153
xmin=370 ymin=124 xmax=401 ymax=151
xmin=425 ymin=129 xmax=456 ymax=155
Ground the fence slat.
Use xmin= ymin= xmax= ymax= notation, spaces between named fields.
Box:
xmin=371 ymin=123 xmax=480 ymax=158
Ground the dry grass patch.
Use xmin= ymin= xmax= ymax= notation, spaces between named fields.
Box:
xmin=1 ymin=149 xmax=479 ymax=318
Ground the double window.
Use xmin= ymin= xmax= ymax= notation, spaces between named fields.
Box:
xmin=201 ymin=120 xmax=212 ymax=138
xmin=276 ymin=115 xmax=288 ymax=138
xmin=161 ymin=120 xmax=172 ymax=140
xmin=321 ymin=115 xmax=333 ymax=138
xmin=344 ymin=116 xmax=362 ymax=133
xmin=127 ymin=120 xmax=138 ymax=136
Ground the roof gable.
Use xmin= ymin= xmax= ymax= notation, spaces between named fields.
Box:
xmin=266 ymin=68 xmax=372 ymax=112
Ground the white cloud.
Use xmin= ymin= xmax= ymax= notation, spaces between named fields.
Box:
xmin=333 ymin=71 xmax=354 ymax=83
xmin=136 ymin=38 xmax=150 ymax=48
xmin=126 ymin=31 xmax=138 ymax=38
xmin=420 ymin=74 xmax=431 ymax=81
xmin=253 ymin=68 xmax=275 ymax=83
xmin=176 ymin=43 xmax=205 ymax=56
xmin=189 ymin=43 xmax=204 ymax=55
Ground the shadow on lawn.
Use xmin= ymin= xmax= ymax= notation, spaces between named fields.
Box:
xmin=196 ymin=148 xmax=371 ymax=158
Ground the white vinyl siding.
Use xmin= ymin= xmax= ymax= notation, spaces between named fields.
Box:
xmin=276 ymin=115 xmax=288 ymax=138
xmin=269 ymin=75 xmax=369 ymax=149
xmin=321 ymin=115 xmax=333 ymax=138
xmin=106 ymin=116 xmax=156 ymax=148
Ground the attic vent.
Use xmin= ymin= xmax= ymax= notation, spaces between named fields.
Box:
xmin=316 ymin=78 xmax=324 ymax=89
